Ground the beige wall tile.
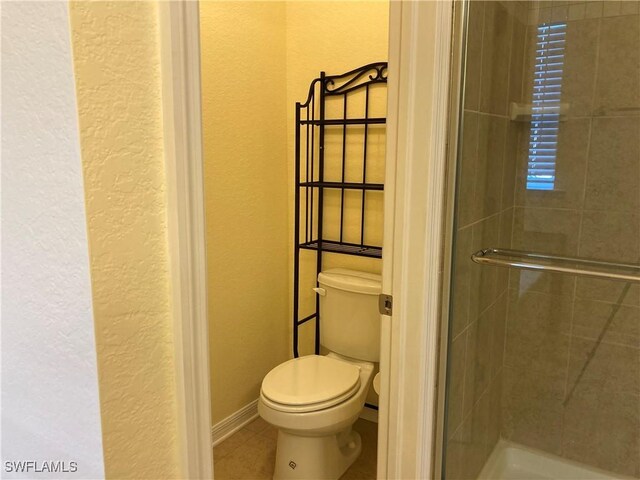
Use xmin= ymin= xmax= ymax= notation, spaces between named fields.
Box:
xmin=497 ymin=208 xmax=514 ymax=291
xmin=510 ymin=205 xmax=580 ymax=295
xmin=594 ymin=15 xmax=640 ymax=114
xmin=508 ymin=9 xmax=527 ymax=106
xmin=448 ymin=391 xmax=492 ymax=480
xmin=563 ymin=341 xmax=640 ymax=476
xmin=567 ymin=337 xmax=640 ymax=398
xmin=568 ymin=2 xmax=586 ymax=20
xmin=620 ymin=1 xmax=640 ymax=16
xmin=575 ymin=277 xmax=640 ymax=306
xmin=511 ymin=206 xmax=581 ymax=254
xmin=487 ymin=374 xmax=504 ymax=451
xmin=463 ymin=320 xmax=484 ymax=416
xmin=465 ymin=1 xmax=486 ymax=111
xmin=562 ymin=391 xmax=640 ymax=477
xmin=579 ymin=211 xmax=640 ymax=263
xmin=457 ymin=112 xmax=479 ymax=228
xmin=552 ymin=4 xmax=570 ymax=20
xmin=572 ymin=298 xmax=640 ymax=348
xmin=509 ymin=268 xmax=577 ymax=297
xmin=505 ymin=289 xmax=572 ymax=376
xmin=445 ymin=411 xmax=484 ymax=480
xmin=469 ymin=214 xmax=501 ymax=320
xmin=584 ymin=117 xmax=640 ymax=214
xmin=501 ymin=124 xmax=519 ymax=211
xmin=518 ymin=25 xmax=536 ymax=112
xmin=475 ymin=391 xmax=494 ymax=466
xmin=446 ymin=330 xmax=468 ymax=439
xmin=475 ymin=310 xmax=494 ymax=398
xmin=451 ymin=226 xmax=473 ymax=338
xmin=509 ymin=196 xmax=580 ymax=304
xmin=563 ymin=18 xmax=600 ymax=118
xmin=501 ymin=365 xmax=566 ymax=454
xmin=444 ymin=428 xmax=464 ymax=480
xmin=491 ymin=292 xmax=509 ymax=377
xmin=602 ymin=0 xmax=621 ymax=17
xmin=473 ymin=115 xmax=507 ymax=222
xmin=585 ymin=1 xmax=603 ymax=19
xmin=480 ymin=2 xmax=514 ymax=116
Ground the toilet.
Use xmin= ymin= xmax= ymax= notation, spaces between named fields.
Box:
xmin=258 ymin=268 xmax=382 ymax=480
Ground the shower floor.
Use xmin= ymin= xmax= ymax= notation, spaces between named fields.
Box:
xmin=478 ymin=440 xmax=634 ymax=480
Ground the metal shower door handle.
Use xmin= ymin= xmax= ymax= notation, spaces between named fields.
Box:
xmin=471 ymin=248 xmax=640 ymax=283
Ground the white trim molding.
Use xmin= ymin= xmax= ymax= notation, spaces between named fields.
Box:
xmin=211 ymin=400 xmax=259 ymax=447
xmin=159 ymin=2 xmax=213 ymax=479
xmin=359 ymin=405 xmax=379 ymax=424
xmin=383 ymin=1 xmax=454 ymax=478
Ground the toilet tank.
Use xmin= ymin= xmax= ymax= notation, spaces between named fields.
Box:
xmin=317 ymin=269 xmax=382 ymax=362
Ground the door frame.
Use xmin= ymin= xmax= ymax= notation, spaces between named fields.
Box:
xmin=381 ymin=1 xmax=454 ymax=478
xmin=159 ymin=2 xmax=213 ymax=479
xmin=159 ymin=1 xmax=454 ymax=478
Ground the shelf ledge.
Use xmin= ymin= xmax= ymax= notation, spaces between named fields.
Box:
xmin=299 ymin=240 xmax=382 ymax=259
xmin=298 ymin=181 xmax=383 ymax=191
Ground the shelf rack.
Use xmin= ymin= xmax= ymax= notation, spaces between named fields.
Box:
xmin=293 ymin=62 xmax=388 ymax=357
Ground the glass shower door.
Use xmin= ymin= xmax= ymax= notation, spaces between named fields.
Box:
xmin=442 ymin=1 xmax=640 ymax=479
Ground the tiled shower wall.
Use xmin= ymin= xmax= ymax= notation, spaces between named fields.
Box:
xmin=446 ymin=1 xmax=640 ymax=479
xmin=502 ymin=2 xmax=640 ymax=477
xmin=444 ymin=2 xmax=528 ymax=478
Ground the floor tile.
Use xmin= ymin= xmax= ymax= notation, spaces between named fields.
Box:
xmin=214 ymin=428 xmax=257 ymax=461
xmin=215 ymin=434 xmax=276 ymax=480
xmin=244 ymin=416 xmax=271 ymax=434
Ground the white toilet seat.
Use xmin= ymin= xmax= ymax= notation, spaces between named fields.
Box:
xmin=261 ymin=355 xmax=361 ymax=413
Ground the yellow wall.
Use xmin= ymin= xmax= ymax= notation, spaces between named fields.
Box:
xmin=200 ymin=0 xmax=389 ymax=423
xmin=69 ymin=2 xmax=180 ymax=478
xmin=199 ymin=1 xmax=291 ymax=424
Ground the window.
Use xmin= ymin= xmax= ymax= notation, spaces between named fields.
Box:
xmin=526 ymin=22 xmax=567 ymax=191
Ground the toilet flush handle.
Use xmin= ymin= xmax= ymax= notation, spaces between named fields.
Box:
xmin=313 ymin=287 xmax=326 ymax=296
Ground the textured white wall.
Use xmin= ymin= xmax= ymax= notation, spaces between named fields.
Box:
xmin=1 ymin=2 xmax=105 ymax=478
xmin=69 ymin=3 xmax=182 ymax=476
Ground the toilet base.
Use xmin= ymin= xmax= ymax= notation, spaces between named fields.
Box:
xmin=273 ymin=427 xmax=362 ymax=480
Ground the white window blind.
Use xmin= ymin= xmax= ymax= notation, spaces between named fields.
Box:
xmin=527 ymin=22 xmax=567 ymax=191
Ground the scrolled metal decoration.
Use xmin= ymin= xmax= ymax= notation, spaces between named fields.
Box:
xmin=322 ymin=62 xmax=388 ymax=95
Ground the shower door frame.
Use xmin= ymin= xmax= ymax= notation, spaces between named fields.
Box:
xmin=160 ymin=1 xmax=456 ymax=478
xmin=431 ymin=1 xmax=470 ymax=477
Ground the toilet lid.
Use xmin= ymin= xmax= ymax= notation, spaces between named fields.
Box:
xmin=261 ymin=355 xmax=361 ymax=409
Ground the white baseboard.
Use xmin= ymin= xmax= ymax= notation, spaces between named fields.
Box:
xmin=359 ymin=405 xmax=379 ymax=423
xmin=212 ymin=399 xmax=377 ymax=446
xmin=211 ymin=399 xmax=259 ymax=446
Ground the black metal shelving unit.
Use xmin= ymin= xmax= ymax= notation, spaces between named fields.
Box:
xmin=293 ymin=62 xmax=388 ymax=358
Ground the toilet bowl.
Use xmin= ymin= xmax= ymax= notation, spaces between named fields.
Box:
xmin=258 ymin=269 xmax=382 ymax=480
xmin=258 ymin=353 xmax=375 ymax=480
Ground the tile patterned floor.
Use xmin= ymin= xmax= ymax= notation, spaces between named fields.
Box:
xmin=213 ymin=417 xmax=378 ymax=479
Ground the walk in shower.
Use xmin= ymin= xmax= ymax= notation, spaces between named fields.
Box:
xmin=442 ymin=1 xmax=640 ymax=479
